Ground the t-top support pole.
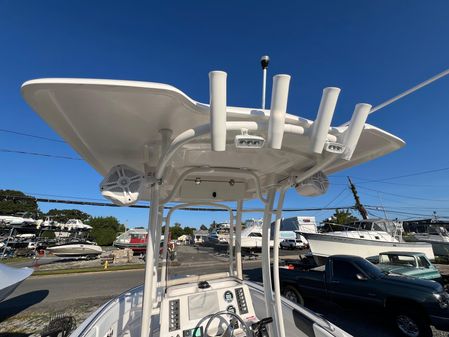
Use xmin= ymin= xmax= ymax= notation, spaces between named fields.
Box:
xmin=272 ymin=187 xmax=287 ymax=337
xmin=228 ymin=209 xmax=235 ymax=276
xmin=140 ymin=183 xmax=160 ymax=337
xmin=235 ymin=200 xmax=243 ymax=279
xmin=261 ymin=188 xmax=276 ymax=320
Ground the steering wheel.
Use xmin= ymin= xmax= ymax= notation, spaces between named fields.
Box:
xmin=203 ymin=310 xmax=253 ymax=337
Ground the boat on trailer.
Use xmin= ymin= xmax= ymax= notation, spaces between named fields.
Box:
xmin=22 ymin=56 xmax=448 ymax=337
xmin=46 ymin=240 xmax=103 ymax=258
xmin=306 ymin=219 xmax=435 ymax=265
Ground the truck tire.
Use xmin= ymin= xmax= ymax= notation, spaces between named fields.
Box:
xmin=282 ymin=285 xmax=304 ymax=306
xmin=390 ymin=307 xmax=432 ymax=337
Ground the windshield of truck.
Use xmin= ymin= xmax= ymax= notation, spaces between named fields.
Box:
xmin=379 ymin=254 xmax=417 ymax=267
xmin=354 ymin=259 xmax=383 ymax=278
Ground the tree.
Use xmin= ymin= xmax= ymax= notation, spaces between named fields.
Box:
xmin=91 ymin=227 xmax=117 ymax=246
xmin=323 ymin=209 xmax=358 ymax=231
xmin=46 ymin=209 xmax=90 ymax=223
xmin=170 ymin=225 xmax=184 ymax=240
xmin=200 ymin=224 xmax=208 ymax=231
xmin=87 ymin=216 xmax=124 ymax=246
xmin=183 ymin=226 xmax=194 ymax=236
xmin=0 ymin=190 xmax=39 ymax=216
xmin=209 ymin=220 xmax=217 ymax=232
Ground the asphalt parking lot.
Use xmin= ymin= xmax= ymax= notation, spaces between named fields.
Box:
xmin=1 ymin=245 xmax=448 ymax=337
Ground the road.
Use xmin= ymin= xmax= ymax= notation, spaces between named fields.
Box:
xmin=1 ymin=248 xmax=447 ymax=337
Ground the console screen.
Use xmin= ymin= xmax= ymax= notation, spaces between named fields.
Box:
xmin=188 ymin=292 xmax=219 ymax=320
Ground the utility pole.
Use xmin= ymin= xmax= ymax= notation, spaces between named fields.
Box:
xmin=348 ymin=176 xmax=368 ymax=220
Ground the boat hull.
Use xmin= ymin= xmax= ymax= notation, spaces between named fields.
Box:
xmin=47 ymin=244 xmax=102 ymax=257
xmin=411 ymin=237 xmax=449 ymax=257
xmin=113 ymin=242 xmax=147 ymax=252
xmin=307 ymin=233 xmax=435 ymax=263
xmin=0 ymin=263 xmax=33 ymax=302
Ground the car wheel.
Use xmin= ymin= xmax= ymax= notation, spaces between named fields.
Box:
xmin=282 ymin=285 xmax=304 ymax=306
xmin=391 ymin=307 xmax=432 ymax=337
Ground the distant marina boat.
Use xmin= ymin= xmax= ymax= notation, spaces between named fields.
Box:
xmin=114 ymin=228 xmax=148 ymax=252
xmin=306 ymin=219 xmax=435 ymax=264
xmin=404 ymin=218 xmax=449 ymax=257
xmin=46 ymin=240 xmax=102 ymax=257
xmin=0 ymin=212 xmax=40 ymax=228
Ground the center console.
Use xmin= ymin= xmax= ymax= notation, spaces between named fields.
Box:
xmin=160 ymin=278 xmax=257 ymax=337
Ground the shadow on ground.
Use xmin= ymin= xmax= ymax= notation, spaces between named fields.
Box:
xmin=0 ymin=333 xmax=30 ymax=337
xmin=0 ymin=290 xmax=49 ymax=322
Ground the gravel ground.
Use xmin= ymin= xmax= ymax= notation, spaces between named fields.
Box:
xmin=0 ymin=296 xmax=110 ymax=337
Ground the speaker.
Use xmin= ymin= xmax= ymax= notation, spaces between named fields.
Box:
xmin=295 ymin=171 xmax=329 ymax=197
xmin=100 ymin=165 xmax=145 ymax=206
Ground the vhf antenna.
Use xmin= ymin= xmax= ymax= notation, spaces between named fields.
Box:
xmin=261 ymin=55 xmax=270 ymax=109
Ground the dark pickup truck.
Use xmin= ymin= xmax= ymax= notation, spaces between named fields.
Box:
xmin=279 ymin=255 xmax=449 ymax=337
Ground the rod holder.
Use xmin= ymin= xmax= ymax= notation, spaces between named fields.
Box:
xmin=310 ymin=87 xmax=340 ymax=154
xmin=267 ymin=74 xmax=291 ymax=149
xmin=209 ymin=71 xmax=227 ymax=151
xmin=342 ymin=103 xmax=371 ymax=160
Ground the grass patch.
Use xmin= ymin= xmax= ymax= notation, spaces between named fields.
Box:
xmin=0 ymin=257 xmax=31 ymax=264
xmin=33 ymin=263 xmax=145 ymax=276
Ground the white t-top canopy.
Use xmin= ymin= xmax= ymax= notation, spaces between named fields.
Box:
xmin=21 ymin=78 xmax=404 ymax=202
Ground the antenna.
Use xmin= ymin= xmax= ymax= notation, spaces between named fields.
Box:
xmin=261 ymin=55 xmax=270 ymax=109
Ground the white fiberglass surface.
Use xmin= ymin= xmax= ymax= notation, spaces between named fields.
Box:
xmin=22 ymin=79 xmax=404 ymax=202
xmin=71 ymin=281 xmax=352 ymax=337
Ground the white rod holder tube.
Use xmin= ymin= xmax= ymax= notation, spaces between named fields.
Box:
xmin=209 ymin=71 xmax=227 ymax=151
xmin=342 ymin=103 xmax=371 ymax=160
xmin=267 ymin=74 xmax=291 ymax=149
xmin=310 ymin=87 xmax=340 ymax=154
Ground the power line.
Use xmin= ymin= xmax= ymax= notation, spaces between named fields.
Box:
xmin=0 ymin=194 xmax=357 ymax=213
xmin=337 ymin=166 xmax=449 ymax=185
xmin=0 ymin=148 xmax=81 ymax=161
xmin=358 ymin=185 xmax=449 ymax=202
xmin=0 ymin=128 xmax=65 ymax=143
xmin=364 ymin=206 xmax=449 ymax=218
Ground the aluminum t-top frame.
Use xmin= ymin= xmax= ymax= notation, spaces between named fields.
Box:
xmin=140 ymin=137 xmax=339 ymax=337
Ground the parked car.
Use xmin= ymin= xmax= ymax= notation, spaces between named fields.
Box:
xmin=374 ymin=251 xmax=443 ymax=284
xmin=279 ymin=255 xmax=449 ymax=337
xmin=280 ymin=238 xmax=304 ymax=249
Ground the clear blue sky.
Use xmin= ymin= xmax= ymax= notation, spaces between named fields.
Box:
xmin=1 ymin=1 xmax=449 ymax=228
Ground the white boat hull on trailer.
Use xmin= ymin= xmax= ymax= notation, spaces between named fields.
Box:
xmin=306 ymin=233 xmax=435 ymax=264
xmin=47 ymin=243 xmax=103 ymax=257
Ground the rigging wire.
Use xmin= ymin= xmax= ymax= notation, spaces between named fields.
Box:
xmin=369 ymin=67 xmax=449 ymax=115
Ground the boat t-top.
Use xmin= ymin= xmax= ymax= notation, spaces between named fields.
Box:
xmin=21 ymin=56 xmax=449 ymax=337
